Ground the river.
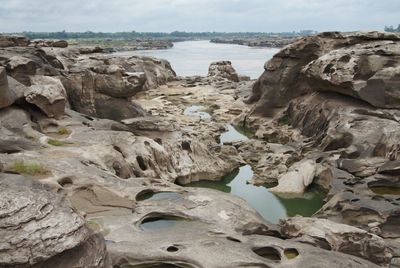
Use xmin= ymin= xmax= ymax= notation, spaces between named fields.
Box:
xmin=113 ymin=40 xmax=279 ymax=79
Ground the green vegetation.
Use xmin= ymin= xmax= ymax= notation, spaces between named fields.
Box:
xmin=57 ymin=127 xmax=71 ymax=135
xmin=277 ymin=114 xmax=291 ymax=126
xmin=11 ymin=160 xmax=50 ymax=175
xmin=384 ymin=25 xmax=400 ymax=32
xmin=48 ymin=139 xmax=66 ymax=146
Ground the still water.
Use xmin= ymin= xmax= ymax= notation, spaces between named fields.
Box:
xmin=114 ymin=40 xmax=279 ymax=79
xmin=183 ymin=105 xmax=325 ymax=224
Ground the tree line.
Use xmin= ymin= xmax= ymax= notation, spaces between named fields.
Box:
xmin=12 ymin=30 xmax=316 ymax=40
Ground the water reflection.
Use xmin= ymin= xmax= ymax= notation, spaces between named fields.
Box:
xmin=184 ymin=165 xmax=326 ymax=224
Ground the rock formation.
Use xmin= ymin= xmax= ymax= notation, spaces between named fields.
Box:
xmin=0 ymin=32 xmax=399 ymax=267
xmin=208 ymin=60 xmax=240 ymax=82
xmin=0 ymin=174 xmax=111 ymax=268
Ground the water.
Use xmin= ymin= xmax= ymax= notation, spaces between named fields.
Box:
xmin=183 ymin=105 xmax=211 ymax=119
xmin=185 ymin=165 xmax=326 ymax=224
xmin=114 ymin=40 xmax=279 ymax=79
xmin=220 ymin=124 xmax=249 ymax=144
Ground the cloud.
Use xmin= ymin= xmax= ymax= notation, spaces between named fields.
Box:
xmin=0 ymin=0 xmax=399 ymax=32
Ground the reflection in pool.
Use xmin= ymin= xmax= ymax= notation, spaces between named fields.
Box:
xmin=183 ymin=165 xmax=326 ymax=224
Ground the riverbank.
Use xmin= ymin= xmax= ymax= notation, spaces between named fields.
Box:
xmin=210 ymin=36 xmax=298 ymax=48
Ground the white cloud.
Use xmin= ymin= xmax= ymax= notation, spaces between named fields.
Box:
xmin=0 ymin=0 xmax=399 ymax=32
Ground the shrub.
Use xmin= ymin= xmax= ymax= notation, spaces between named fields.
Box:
xmin=57 ymin=127 xmax=71 ymax=135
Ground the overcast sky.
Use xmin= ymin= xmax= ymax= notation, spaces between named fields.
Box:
xmin=0 ymin=0 xmax=399 ymax=33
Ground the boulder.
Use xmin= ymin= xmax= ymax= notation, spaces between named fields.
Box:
xmin=281 ymin=217 xmax=392 ymax=265
xmin=208 ymin=61 xmax=240 ymax=82
xmin=91 ymin=65 xmax=146 ymax=98
xmin=6 ymin=55 xmax=38 ymax=85
xmin=25 ymin=76 xmax=67 ymax=118
xmin=0 ymin=67 xmax=14 ymax=108
xmin=0 ymin=174 xmax=111 ymax=267
xmin=269 ymin=159 xmax=317 ymax=195
xmin=61 ymin=70 xmax=146 ymax=121
xmin=0 ymin=35 xmax=30 ymax=48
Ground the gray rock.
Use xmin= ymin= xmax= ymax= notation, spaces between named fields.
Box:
xmin=281 ymin=217 xmax=392 ymax=266
xmin=0 ymin=67 xmax=14 ymax=108
xmin=0 ymin=35 xmax=30 ymax=48
xmin=248 ymin=31 xmax=400 ymax=116
xmin=25 ymin=75 xmax=67 ymax=118
xmin=208 ymin=61 xmax=240 ymax=82
xmin=0 ymin=174 xmax=92 ymax=267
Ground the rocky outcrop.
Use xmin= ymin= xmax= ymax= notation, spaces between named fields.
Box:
xmin=269 ymin=159 xmax=317 ymax=195
xmin=0 ymin=174 xmax=111 ymax=267
xmin=281 ymin=217 xmax=392 ymax=265
xmin=0 ymin=35 xmax=30 ymax=48
xmin=208 ymin=60 xmax=240 ymax=82
xmin=248 ymin=31 xmax=400 ymax=116
xmin=31 ymin=39 xmax=68 ymax=48
xmin=0 ymin=67 xmax=14 ymax=108
xmin=240 ymin=31 xmax=400 ymax=267
xmin=25 ymin=75 xmax=67 ymax=118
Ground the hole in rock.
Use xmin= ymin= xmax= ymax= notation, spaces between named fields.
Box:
xmin=167 ymin=246 xmax=179 ymax=252
xmin=57 ymin=177 xmax=73 ymax=188
xmin=136 ymin=190 xmax=181 ymax=202
xmin=284 ymin=248 xmax=299 ymax=259
xmin=140 ymin=215 xmax=189 ymax=231
xmin=181 ymin=141 xmax=192 ymax=152
xmin=136 ymin=156 xmax=148 ymax=171
xmin=226 ymin=236 xmax=242 ymax=243
xmin=252 ymin=247 xmax=281 ymax=261
xmin=154 ymin=138 xmax=163 ymax=145
xmin=125 ymin=264 xmax=185 ymax=268
xmin=113 ymin=146 xmax=124 ymax=155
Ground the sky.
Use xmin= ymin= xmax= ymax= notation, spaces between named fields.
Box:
xmin=0 ymin=0 xmax=399 ymax=33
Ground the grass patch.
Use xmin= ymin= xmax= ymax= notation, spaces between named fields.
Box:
xmin=277 ymin=114 xmax=291 ymax=126
xmin=57 ymin=127 xmax=71 ymax=135
xmin=48 ymin=139 xmax=66 ymax=146
xmin=11 ymin=160 xmax=50 ymax=175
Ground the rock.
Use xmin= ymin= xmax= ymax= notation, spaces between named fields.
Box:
xmin=208 ymin=61 xmax=240 ymax=82
xmin=378 ymin=160 xmax=400 ymax=175
xmin=269 ymin=159 xmax=317 ymax=195
xmin=31 ymin=39 xmax=68 ymax=48
xmin=32 ymin=233 xmax=111 ymax=268
xmin=248 ymin=31 xmax=400 ymax=116
xmin=106 ymin=55 xmax=176 ymax=89
xmin=6 ymin=55 xmax=38 ymax=85
xmin=0 ymin=174 xmax=111 ymax=267
xmin=0 ymin=35 xmax=30 ymax=47
xmin=7 ymin=75 xmax=27 ymax=102
xmin=61 ymin=70 xmax=147 ymax=121
xmin=0 ymin=67 xmax=14 ymax=108
xmin=281 ymin=217 xmax=392 ymax=265
xmin=303 ymin=41 xmax=400 ymax=109
xmin=92 ymin=65 xmax=146 ymax=98
xmin=25 ymin=76 xmax=67 ymax=118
